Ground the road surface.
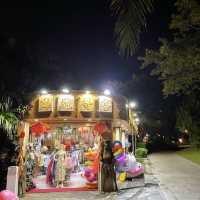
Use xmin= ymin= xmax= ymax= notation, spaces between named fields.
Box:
xmin=149 ymin=152 xmax=200 ymax=200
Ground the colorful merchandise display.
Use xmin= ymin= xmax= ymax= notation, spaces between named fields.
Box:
xmin=113 ymin=141 xmax=144 ymax=182
xmin=25 ymin=124 xmax=102 ymax=191
xmin=83 ymin=149 xmax=99 ymax=183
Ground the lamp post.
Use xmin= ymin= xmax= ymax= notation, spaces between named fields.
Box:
xmin=126 ymin=101 xmax=138 ymax=155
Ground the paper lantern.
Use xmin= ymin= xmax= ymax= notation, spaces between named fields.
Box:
xmin=31 ymin=122 xmax=49 ymax=137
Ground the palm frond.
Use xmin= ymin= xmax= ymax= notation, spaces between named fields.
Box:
xmin=110 ymin=0 xmax=154 ymax=56
xmin=0 ymin=97 xmax=19 ymax=139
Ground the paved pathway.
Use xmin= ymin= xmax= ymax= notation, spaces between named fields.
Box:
xmin=149 ymin=152 xmax=200 ymax=200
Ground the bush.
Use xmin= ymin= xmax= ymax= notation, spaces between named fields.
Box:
xmin=137 ymin=142 xmax=146 ymax=148
xmin=136 ymin=148 xmax=148 ymax=158
xmin=146 ymin=137 xmax=178 ymax=153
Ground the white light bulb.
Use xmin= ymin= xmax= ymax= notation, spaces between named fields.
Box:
xmin=41 ymin=89 xmax=48 ymax=94
xmin=130 ymin=102 xmax=136 ymax=108
xmin=62 ymin=88 xmax=69 ymax=93
xmin=104 ymin=89 xmax=111 ymax=95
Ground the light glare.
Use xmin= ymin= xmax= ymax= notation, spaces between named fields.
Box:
xmin=62 ymin=88 xmax=69 ymax=93
xmin=130 ymin=102 xmax=136 ymax=108
xmin=104 ymin=89 xmax=111 ymax=95
xmin=41 ymin=89 xmax=48 ymax=94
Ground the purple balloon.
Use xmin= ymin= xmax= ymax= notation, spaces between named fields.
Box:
xmin=117 ymin=153 xmax=126 ymax=163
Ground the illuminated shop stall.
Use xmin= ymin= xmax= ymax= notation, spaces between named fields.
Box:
xmin=21 ymin=89 xmax=137 ymax=193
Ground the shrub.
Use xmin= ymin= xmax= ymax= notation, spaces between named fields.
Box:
xmin=136 ymin=147 xmax=148 ymax=158
xmin=137 ymin=142 xmax=146 ymax=148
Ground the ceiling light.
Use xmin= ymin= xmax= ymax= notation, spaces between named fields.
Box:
xmin=62 ymin=88 xmax=69 ymax=93
xmin=41 ymin=89 xmax=48 ymax=94
xmin=104 ymin=89 xmax=111 ymax=95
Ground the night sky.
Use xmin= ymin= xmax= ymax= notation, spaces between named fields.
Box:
xmin=0 ymin=1 xmax=173 ymax=93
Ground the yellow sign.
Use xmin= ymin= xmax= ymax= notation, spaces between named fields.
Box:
xmin=57 ymin=95 xmax=74 ymax=111
xmin=79 ymin=94 xmax=94 ymax=112
xmin=99 ymin=96 xmax=112 ymax=112
xmin=38 ymin=95 xmax=53 ymax=112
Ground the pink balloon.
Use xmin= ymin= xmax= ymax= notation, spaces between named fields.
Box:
xmin=0 ymin=190 xmax=19 ymax=200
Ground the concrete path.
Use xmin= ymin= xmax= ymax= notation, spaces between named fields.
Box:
xmin=149 ymin=152 xmax=200 ymax=200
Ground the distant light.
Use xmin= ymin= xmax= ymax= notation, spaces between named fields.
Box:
xmin=184 ymin=129 xmax=188 ymax=133
xmin=41 ymin=89 xmax=48 ymax=94
xmin=179 ymin=138 xmax=183 ymax=144
xmin=130 ymin=102 xmax=136 ymax=108
xmin=135 ymin=118 xmax=140 ymax=123
xmin=63 ymin=118 xmax=67 ymax=121
xmin=62 ymin=88 xmax=69 ymax=93
xmin=125 ymin=104 xmax=129 ymax=108
xmin=104 ymin=89 xmax=111 ymax=96
xmin=133 ymin=113 xmax=137 ymax=117
xmin=86 ymin=90 xmax=91 ymax=94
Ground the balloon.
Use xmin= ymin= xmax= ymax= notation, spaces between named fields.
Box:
xmin=113 ymin=140 xmax=122 ymax=147
xmin=113 ymin=144 xmax=122 ymax=152
xmin=127 ymin=163 xmax=144 ymax=177
xmin=0 ymin=190 xmax=19 ymax=200
xmin=113 ymin=141 xmax=122 ymax=152
xmin=119 ymin=172 xmax=126 ymax=182
xmin=114 ymin=149 xmax=123 ymax=157
xmin=116 ymin=153 xmax=126 ymax=163
xmin=126 ymin=154 xmax=137 ymax=170
xmin=84 ymin=168 xmax=97 ymax=182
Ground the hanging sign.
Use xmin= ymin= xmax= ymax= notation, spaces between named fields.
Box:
xmin=38 ymin=95 xmax=53 ymax=112
xmin=99 ymin=96 xmax=112 ymax=112
xmin=57 ymin=95 xmax=74 ymax=111
xmin=79 ymin=94 xmax=94 ymax=112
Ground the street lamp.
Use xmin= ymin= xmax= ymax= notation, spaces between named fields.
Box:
xmin=135 ymin=117 xmax=140 ymax=123
xmin=129 ymin=101 xmax=136 ymax=108
xmin=126 ymin=100 xmax=138 ymax=155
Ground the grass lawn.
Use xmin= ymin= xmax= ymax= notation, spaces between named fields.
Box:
xmin=178 ymin=148 xmax=200 ymax=166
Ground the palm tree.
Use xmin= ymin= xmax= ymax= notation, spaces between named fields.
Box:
xmin=110 ymin=0 xmax=154 ymax=56
xmin=0 ymin=97 xmax=19 ymax=139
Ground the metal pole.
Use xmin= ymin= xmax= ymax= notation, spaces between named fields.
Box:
xmin=132 ymin=126 xmax=134 ymax=154
xmin=134 ymin=131 xmax=137 ymax=155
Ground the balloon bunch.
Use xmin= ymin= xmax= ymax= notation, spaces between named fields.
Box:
xmin=84 ymin=150 xmax=99 ymax=183
xmin=112 ymin=141 xmax=127 ymax=182
xmin=113 ymin=141 xmax=126 ymax=167
xmin=113 ymin=141 xmax=144 ymax=182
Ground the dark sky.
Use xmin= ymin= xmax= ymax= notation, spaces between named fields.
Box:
xmin=0 ymin=1 xmax=173 ymax=92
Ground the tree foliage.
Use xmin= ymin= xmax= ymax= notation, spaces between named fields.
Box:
xmin=110 ymin=0 xmax=154 ymax=56
xmin=176 ymin=94 xmax=200 ymax=147
xmin=141 ymin=0 xmax=200 ymax=96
